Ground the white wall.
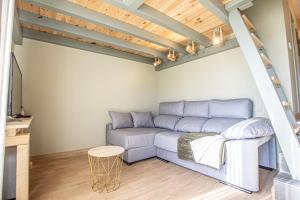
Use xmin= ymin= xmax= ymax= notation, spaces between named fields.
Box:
xmin=157 ymin=47 xmax=267 ymax=117
xmin=14 ymin=39 xmax=157 ymax=156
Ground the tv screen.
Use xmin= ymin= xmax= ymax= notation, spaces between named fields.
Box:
xmin=7 ymin=53 xmax=22 ymax=117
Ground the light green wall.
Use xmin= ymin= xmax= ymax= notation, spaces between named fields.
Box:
xmin=157 ymin=47 xmax=267 ymax=117
xmin=14 ymin=38 xmax=157 ymax=156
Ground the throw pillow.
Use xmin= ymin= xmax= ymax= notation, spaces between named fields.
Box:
xmin=109 ymin=111 xmax=133 ymax=129
xmin=130 ymin=112 xmax=154 ymax=128
xmin=221 ymin=117 xmax=274 ymax=139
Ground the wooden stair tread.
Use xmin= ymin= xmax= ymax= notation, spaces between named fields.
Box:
xmin=270 ymin=76 xmax=281 ymax=87
xmin=260 ymin=53 xmax=272 ymax=67
xmin=293 ymin=125 xmax=300 ymax=134
xmin=251 ymin=33 xmax=264 ymax=49
xmin=242 ymin=14 xmax=256 ymax=32
xmin=282 ymin=101 xmax=289 ymax=109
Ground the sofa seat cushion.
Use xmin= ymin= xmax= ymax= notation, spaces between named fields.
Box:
xmin=108 ymin=128 xmax=166 ymax=150
xmin=174 ymin=117 xmax=208 ymax=132
xmin=154 ymin=131 xmax=185 ymax=153
xmin=201 ymin=118 xmax=244 ymax=133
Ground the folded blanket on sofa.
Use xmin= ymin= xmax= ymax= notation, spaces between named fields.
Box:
xmin=177 ymin=132 xmax=218 ymax=161
xmin=190 ymin=135 xmax=227 ymax=169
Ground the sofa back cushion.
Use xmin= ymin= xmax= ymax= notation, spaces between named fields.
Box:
xmin=130 ymin=112 xmax=154 ymax=128
xmin=154 ymin=115 xmax=181 ymax=130
xmin=159 ymin=101 xmax=184 ymax=116
xmin=209 ymin=99 xmax=253 ymax=119
xmin=174 ymin=117 xmax=208 ymax=132
xmin=201 ymin=118 xmax=244 ymax=133
xmin=183 ymin=101 xmax=209 ymax=117
xmin=109 ymin=111 xmax=133 ymax=129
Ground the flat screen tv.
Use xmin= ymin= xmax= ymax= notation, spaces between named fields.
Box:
xmin=7 ymin=53 xmax=22 ymax=117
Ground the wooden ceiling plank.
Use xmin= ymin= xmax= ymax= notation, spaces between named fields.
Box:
xmin=156 ymin=38 xmax=239 ymax=71
xmin=13 ymin=5 xmax=23 ymax=45
xmin=198 ymin=0 xmax=230 ymax=26
xmin=19 ymin=10 xmax=165 ymax=57
xmin=22 ymin=28 xmax=153 ymax=64
xmin=24 ymin=0 xmax=185 ymax=53
xmin=105 ymin=0 xmax=212 ymax=46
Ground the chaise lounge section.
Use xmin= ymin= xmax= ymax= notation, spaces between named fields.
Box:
xmin=106 ymin=99 xmax=277 ymax=192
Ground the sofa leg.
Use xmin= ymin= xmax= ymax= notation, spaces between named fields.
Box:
xmin=259 ymin=165 xmax=275 ymax=171
xmin=123 ymin=157 xmax=157 ymax=166
xmin=219 ymin=181 xmax=253 ymax=194
xmin=123 ymin=160 xmax=132 ymax=166
xmin=157 ymin=157 xmax=170 ymax=163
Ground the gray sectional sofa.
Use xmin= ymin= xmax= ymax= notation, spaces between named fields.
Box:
xmin=106 ymin=99 xmax=277 ymax=192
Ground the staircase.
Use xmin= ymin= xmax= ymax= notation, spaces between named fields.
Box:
xmin=228 ymin=9 xmax=300 ymax=181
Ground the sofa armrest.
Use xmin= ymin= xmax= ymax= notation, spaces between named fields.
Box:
xmin=224 ymin=136 xmax=275 ymax=192
xmin=106 ymin=123 xmax=113 ymax=145
xmin=224 ymin=138 xmax=260 ymax=191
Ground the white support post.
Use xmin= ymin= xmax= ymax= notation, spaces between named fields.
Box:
xmin=0 ymin=0 xmax=15 ymax=196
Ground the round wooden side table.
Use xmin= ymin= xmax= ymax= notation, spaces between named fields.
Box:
xmin=88 ymin=146 xmax=124 ymax=193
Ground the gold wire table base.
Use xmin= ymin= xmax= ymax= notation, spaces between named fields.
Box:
xmin=88 ymin=147 xmax=124 ymax=193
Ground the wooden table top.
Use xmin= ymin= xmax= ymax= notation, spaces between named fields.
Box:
xmin=88 ymin=146 xmax=124 ymax=157
xmin=6 ymin=117 xmax=33 ymax=130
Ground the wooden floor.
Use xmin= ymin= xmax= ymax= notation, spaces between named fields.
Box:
xmin=30 ymin=152 xmax=275 ymax=200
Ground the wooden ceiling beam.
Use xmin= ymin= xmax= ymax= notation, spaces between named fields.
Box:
xmin=105 ymin=0 xmax=212 ymax=47
xmin=13 ymin=5 xmax=23 ymax=45
xmin=22 ymin=28 xmax=153 ymax=64
xmin=198 ymin=0 xmax=229 ymax=26
xmin=24 ymin=0 xmax=186 ymax=54
xmin=156 ymin=38 xmax=239 ymax=71
xmin=19 ymin=10 xmax=165 ymax=58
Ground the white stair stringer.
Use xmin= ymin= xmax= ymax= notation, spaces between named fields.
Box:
xmin=228 ymin=9 xmax=300 ymax=181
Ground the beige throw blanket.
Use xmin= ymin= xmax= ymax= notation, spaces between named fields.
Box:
xmin=190 ymin=135 xmax=227 ymax=169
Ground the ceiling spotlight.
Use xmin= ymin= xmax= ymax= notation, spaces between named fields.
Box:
xmin=153 ymin=57 xmax=162 ymax=67
xmin=186 ymin=41 xmax=197 ymax=55
xmin=167 ymin=49 xmax=177 ymax=62
xmin=213 ymin=27 xmax=223 ymax=45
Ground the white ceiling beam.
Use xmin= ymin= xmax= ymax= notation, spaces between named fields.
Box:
xmin=24 ymin=0 xmax=186 ymax=53
xmin=225 ymin=0 xmax=254 ymax=12
xmin=19 ymin=10 xmax=165 ymax=58
xmin=13 ymin=5 xmax=23 ymax=45
xmin=105 ymin=0 xmax=212 ymax=47
xmin=123 ymin=0 xmax=145 ymax=9
xmin=156 ymin=38 xmax=239 ymax=71
xmin=22 ymin=28 xmax=153 ymax=64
